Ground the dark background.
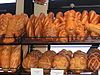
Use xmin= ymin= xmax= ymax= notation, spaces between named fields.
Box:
xmin=0 ymin=3 xmax=16 ymax=14
xmin=0 ymin=0 xmax=100 ymax=15
xmin=48 ymin=0 xmax=100 ymax=14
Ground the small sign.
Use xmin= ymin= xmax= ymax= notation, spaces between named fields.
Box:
xmin=80 ymin=72 xmax=93 ymax=75
xmin=31 ymin=68 xmax=43 ymax=75
xmin=98 ymin=69 xmax=100 ymax=75
xmin=51 ymin=70 xmax=64 ymax=75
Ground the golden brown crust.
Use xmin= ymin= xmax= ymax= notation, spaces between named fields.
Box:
xmin=26 ymin=19 xmax=34 ymax=37
xmin=58 ymin=30 xmax=68 ymax=42
xmin=38 ymin=56 xmax=52 ymax=69
xmin=58 ymin=49 xmax=72 ymax=61
xmin=89 ymin=10 xmax=96 ymax=23
xmin=52 ymin=54 xmax=69 ymax=70
xmin=1 ymin=46 xmax=12 ymax=72
xmin=10 ymin=45 xmax=21 ymax=72
xmin=22 ymin=51 xmax=39 ymax=72
xmin=30 ymin=50 xmax=42 ymax=59
xmin=43 ymin=22 xmax=59 ymax=41
xmin=70 ymin=56 xmax=87 ymax=73
xmin=81 ymin=10 xmax=89 ymax=24
xmin=73 ymin=50 xmax=87 ymax=59
xmin=88 ymin=49 xmax=100 ymax=72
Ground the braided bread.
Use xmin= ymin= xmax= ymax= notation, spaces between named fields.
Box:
xmin=88 ymin=48 xmax=100 ymax=72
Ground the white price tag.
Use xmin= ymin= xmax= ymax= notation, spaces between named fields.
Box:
xmin=31 ymin=68 xmax=43 ymax=75
xmin=51 ymin=70 xmax=64 ymax=75
xmin=98 ymin=69 xmax=100 ymax=75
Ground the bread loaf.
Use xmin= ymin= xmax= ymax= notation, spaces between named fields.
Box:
xmin=38 ymin=50 xmax=56 ymax=69
xmin=70 ymin=50 xmax=87 ymax=73
xmin=10 ymin=45 xmax=21 ymax=72
xmin=1 ymin=46 xmax=12 ymax=72
xmin=0 ymin=13 xmax=12 ymax=36
xmin=58 ymin=49 xmax=72 ymax=61
xmin=52 ymin=54 xmax=69 ymax=70
xmin=22 ymin=51 xmax=39 ymax=72
xmin=88 ymin=48 xmax=100 ymax=72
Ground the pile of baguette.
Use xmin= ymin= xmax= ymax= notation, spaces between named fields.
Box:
xmin=0 ymin=10 xmax=100 ymax=43
xmin=27 ymin=10 xmax=100 ymax=42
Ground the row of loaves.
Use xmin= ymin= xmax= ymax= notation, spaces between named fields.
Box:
xmin=22 ymin=48 xmax=100 ymax=73
xmin=0 ymin=10 xmax=100 ymax=43
xmin=27 ymin=10 xmax=100 ymax=42
xmin=0 ymin=45 xmax=28 ymax=72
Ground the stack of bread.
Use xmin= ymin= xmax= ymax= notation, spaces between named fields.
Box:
xmin=0 ymin=13 xmax=28 ymax=43
xmin=22 ymin=49 xmax=100 ymax=73
xmin=0 ymin=10 xmax=99 ymax=43
xmin=27 ymin=10 xmax=100 ymax=42
xmin=0 ymin=45 xmax=21 ymax=72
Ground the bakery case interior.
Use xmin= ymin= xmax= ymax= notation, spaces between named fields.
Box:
xmin=0 ymin=0 xmax=100 ymax=75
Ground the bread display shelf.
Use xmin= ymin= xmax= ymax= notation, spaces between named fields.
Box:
xmin=0 ymin=37 xmax=100 ymax=45
xmin=0 ymin=70 xmax=97 ymax=75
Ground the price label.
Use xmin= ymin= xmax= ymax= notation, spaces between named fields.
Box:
xmin=98 ymin=69 xmax=100 ymax=75
xmin=50 ymin=70 xmax=64 ymax=75
xmin=31 ymin=68 xmax=43 ymax=75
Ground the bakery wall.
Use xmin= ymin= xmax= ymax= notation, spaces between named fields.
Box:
xmin=16 ymin=0 xmax=24 ymax=14
xmin=33 ymin=45 xmax=48 ymax=53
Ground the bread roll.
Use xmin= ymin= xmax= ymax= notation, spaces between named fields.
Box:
xmin=1 ymin=46 xmax=12 ymax=72
xmin=10 ymin=45 xmax=21 ymax=72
